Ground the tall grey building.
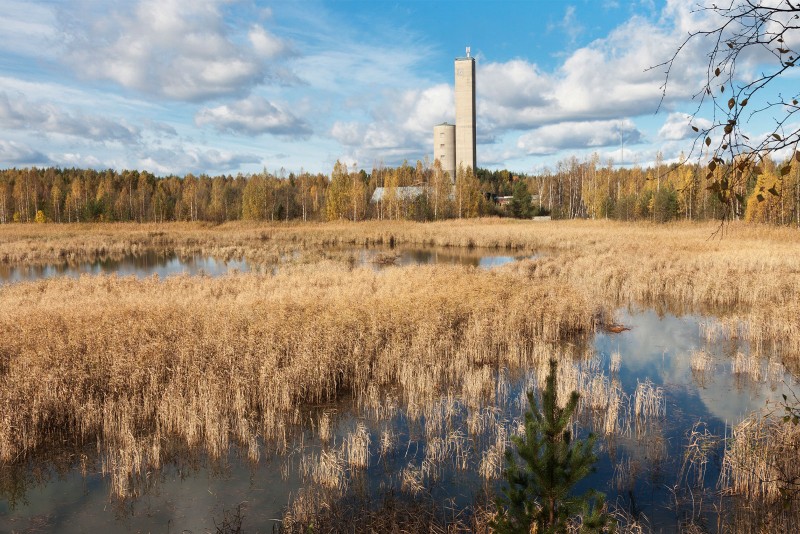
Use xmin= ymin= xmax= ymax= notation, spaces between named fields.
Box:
xmin=432 ymin=47 xmax=476 ymax=182
xmin=433 ymin=122 xmax=456 ymax=180
xmin=454 ymin=48 xmax=476 ymax=174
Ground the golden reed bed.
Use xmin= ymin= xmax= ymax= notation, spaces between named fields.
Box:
xmin=0 ymin=263 xmax=592 ymax=493
xmin=1 ymin=218 xmax=799 ymax=520
xmin=5 ymin=218 xmax=797 ymax=356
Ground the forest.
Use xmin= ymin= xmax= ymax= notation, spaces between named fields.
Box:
xmin=0 ymin=151 xmax=798 ymax=226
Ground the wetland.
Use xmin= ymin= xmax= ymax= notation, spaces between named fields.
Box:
xmin=1 ymin=219 xmax=799 ymax=532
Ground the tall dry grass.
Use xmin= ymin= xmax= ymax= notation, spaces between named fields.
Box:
xmin=3 ymin=218 xmax=800 ymax=527
xmin=4 ymin=219 xmax=800 ymax=366
xmin=0 ymin=262 xmax=594 ymax=496
xmin=717 ymin=411 xmax=800 ymax=531
xmin=720 ymin=413 xmax=800 ymax=504
xmin=4 ymin=219 xmax=800 ymax=313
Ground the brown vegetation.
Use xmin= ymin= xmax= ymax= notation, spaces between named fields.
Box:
xmin=2 ymin=218 xmax=800 ymax=528
xmin=4 ymin=218 xmax=800 ymax=364
xmin=0 ymin=262 xmax=594 ymax=497
xmin=718 ymin=411 xmax=800 ymax=531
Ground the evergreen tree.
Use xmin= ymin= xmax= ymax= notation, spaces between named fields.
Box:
xmin=494 ymin=358 xmax=612 ymax=533
xmin=510 ymin=180 xmax=533 ymax=218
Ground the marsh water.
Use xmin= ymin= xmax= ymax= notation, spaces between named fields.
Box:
xmin=0 ymin=249 xmax=795 ymax=531
xmin=2 ymin=299 xmax=796 ymax=532
xmin=0 ymin=246 xmax=533 ymax=283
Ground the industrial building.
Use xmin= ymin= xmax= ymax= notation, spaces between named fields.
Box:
xmin=434 ymin=47 xmax=476 ymax=181
xmin=372 ymin=47 xmax=477 ymax=209
xmin=433 ymin=123 xmax=455 ymax=179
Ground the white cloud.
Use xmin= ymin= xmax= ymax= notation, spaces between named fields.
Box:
xmin=195 ymin=95 xmax=311 ymax=138
xmin=476 ymin=8 xmax=711 ymax=136
xmin=249 ymin=26 xmax=288 ymax=58
xmin=142 ymin=120 xmax=178 ymax=137
xmin=0 ymin=140 xmax=51 ymax=165
xmin=0 ymin=1 xmax=59 ymax=59
xmin=330 ymin=84 xmax=452 ymax=164
xmin=330 ymin=121 xmax=366 ymax=147
xmin=138 ymin=146 xmax=261 ymax=175
xmin=62 ymin=0 xmax=291 ymax=101
xmin=0 ymin=91 xmax=140 ymax=142
xmin=516 ymin=119 xmax=643 ymax=155
xmin=292 ymin=44 xmax=433 ymax=96
xmin=60 ymin=153 xmax=104 ymax=168
xmin=559 ymin=5 xmax=584 ymax=47
xmin=658 ymin=112 xmax=712 ymax=141
xmin=479 ymin=60 xmax=552 ymax=112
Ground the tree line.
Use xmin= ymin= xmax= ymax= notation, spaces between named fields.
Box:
xmin=533 ymin=152 xmax=800 ymax=225
xmin=1 ymin=151 xmax=798 ymax=225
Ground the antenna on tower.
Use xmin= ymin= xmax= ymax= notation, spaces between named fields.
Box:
xmin=466 ymin=46 xmax=470 ymax=58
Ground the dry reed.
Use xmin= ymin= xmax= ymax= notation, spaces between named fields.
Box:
xmin=344 ymin=422 xmax=370 ymax=470
xmin=4 ymin=219 xmax=800 ymax=370
xmin=0 ymin=263 xmax=594 ymax=495
xmin=633 ymin=380 xmax=665 ymax=422
xmin=719 ymin=412 xmax=800 ymax=504
xmin=4 ymin=218 xmax=800 ymax=527
xmin=689 ymin=349 xmax=712 ymax=374
xmin=679 ymin=421 xmax=719 ymax=490
xmin=610 ymin=351 xmax=621 ymax=374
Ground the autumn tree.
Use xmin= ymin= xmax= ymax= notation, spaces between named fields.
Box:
xmin=658 ymin=0 xmax=800 ymax=218
xmin=455 ymin=165 xmax=482 ymax=218
xmin=242 ymin=173 xmax=272 ymax=220
xmin=1 ymin=179 xmax=13 ymax=224
xmin=325 ymin=161 xmax=347 ymax=221
xmin=429 ymin=158 xmax=453 ymax=220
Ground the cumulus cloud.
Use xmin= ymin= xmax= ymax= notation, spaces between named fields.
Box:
xmin=0 ymin=140 xmax=51 ymax=165
xmin=249 ymin=26 xmax=288 ymax=58
xmin=658 ymin=112 xmax=713 ymax=141
xmin=138 ymin=146 xmax=261 ymax=175
xmin=62 ymin=0 xmax=291 ymax=101
xmin=0 ymin=91 xmax=139 ymax=142
xmin=195 ymin=95 xmax=311 ymax=138
xmin=480 ymin=60 xmax=552 ymax=112
xmin=330 ymin=121 xmax=366 ymax=147
xmin=476 ymin=5 xmax=713 ymax=136
xmin=329 ymin=84 xmax=453 ymax=164
xmin=516 ymin=119 xmax=643 ymax=155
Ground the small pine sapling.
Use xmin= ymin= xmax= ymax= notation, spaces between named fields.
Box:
xmin=494 ymin=358 xmax=613 ymax=533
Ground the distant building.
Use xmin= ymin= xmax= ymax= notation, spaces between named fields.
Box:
xmin=433 ymin=123 xmax=456 ymax=180
xmin=433 ymin=47 xmax=477 ymax=180
xmin=370 ymin=186 xmax=427 ymax=203
xmin=454 ymin=49 xmax=476 ymax=174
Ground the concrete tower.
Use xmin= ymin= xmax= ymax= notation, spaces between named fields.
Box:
xmin=433 ymin=123 xmax=456 ymax=181
xmin=454 ymin=47 xmax=476 ymax=174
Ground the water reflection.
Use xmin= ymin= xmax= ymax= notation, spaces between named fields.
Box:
xmin=348 ymin=246 xmax=534 ymax=270
xmin=0 ymin=453 xmax=296 ymax=533
xmin=595 ymin=308 xmax=789 ymax=425
xmin=1 ymin=309 xmax=797 ymax=532
xmin=0 ymin=251 xmax=253 ymax=283
xmin=0 ymin=246 xmax=534 ymax=284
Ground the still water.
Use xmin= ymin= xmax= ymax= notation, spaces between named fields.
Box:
xmin=1 ymin=308 xmax=794 ymax=532
xmin=0 ymin=246 xmax=532 ymax=283
xmin=0 ymin=251 xmax=252 ymax=283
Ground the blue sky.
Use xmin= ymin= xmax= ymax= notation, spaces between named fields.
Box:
xmin=0 ymin=0 xmax=795 ymax=176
